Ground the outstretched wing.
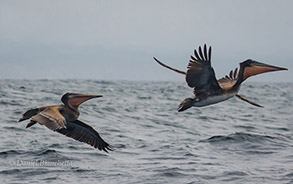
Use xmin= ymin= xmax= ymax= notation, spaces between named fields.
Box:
xmin=217 ymin=68 xmax=239 ymax=90
xmin=31 ymin=106 xmax=66 ymax=131
xmin=19 ymin=108 xmax=41 ymax=122
xmin=56 ymin=120 xmax=112 ymax=152
xmin=236 ymin=94 xmax=263 ymax=108
xmin=186 ymin=44 xmax=222 ymax=94
xmin=153 ymin=57 xmax=186 ymax=75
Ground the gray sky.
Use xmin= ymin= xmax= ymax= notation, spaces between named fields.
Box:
xmin=0 ymin=0 xmax=292 ymax=82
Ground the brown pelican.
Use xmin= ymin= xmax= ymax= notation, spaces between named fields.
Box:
xmin=154 ymin=44 xmax=288 ymax=112
xmin=19 ymin=93 xmax=112 ymax=152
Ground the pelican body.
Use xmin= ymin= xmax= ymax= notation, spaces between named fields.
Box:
xmin=19 ymin=93 xmax=112 ymax=152
xmin=154 ymin=44 xmax=288 ymax=112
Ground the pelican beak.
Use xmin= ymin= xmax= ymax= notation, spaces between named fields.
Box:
xmin=73 ymin=94 xmax=103 ymax=101
xmin=74 ymin=94 xmax=103 ymax=98
xmin=67 ymin=93 xmax=103 ymax=107
xmin=249 ymin=60 xmax=288 ymax=71
xmin=242 ymin=60 xmax=288 ymax=81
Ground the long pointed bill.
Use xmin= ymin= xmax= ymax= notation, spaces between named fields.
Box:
xmin=68 ymin=94 xmax=103 ymax=107
xmin=243 ymin=61 xmax=288 ymax=81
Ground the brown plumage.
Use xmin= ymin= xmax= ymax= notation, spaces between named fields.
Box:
xmin=19 ymin=93 xmax=112 ymax=152
xmin=154 ymin=44 xmax=288 ymax=111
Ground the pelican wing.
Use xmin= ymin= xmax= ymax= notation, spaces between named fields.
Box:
xmin=153 ymin=57 xmax=186 ymax=75
xmin=56 ymin=120 xmax=112 ymax=152
xmin=31 ymin=106 xmax=66 ymax=131
xmin=186 ymin=44 xmax=222 ymax=94
xmin=19 ymin=108 xmax=41 ymax=122
xmin=236 ymin=94 xmax=263 ymax=108
xmin=217 ymin=68 xmax=238 ymax=90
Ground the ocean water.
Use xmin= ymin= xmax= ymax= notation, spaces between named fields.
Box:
xmin=0 ymin=79 xmax=292 ymax=184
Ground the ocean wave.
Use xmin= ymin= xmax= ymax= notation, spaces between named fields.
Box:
xmin=152 ymin=167 xmax=188 ymax=177
xmin=0 ymin=150 xmax=25 ymax=158
xmin=200 ymin=132 xmax=278 ymax=144
xmin=0 ymin=80 xmax=292 ymax=184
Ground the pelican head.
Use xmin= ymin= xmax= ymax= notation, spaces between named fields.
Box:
xmin=241 ymin=59 xmax=287 ymax=70
xmin=239 ymin=59 xmax=288 ymax=82
xmin=61 ymin=93 xmax=103 ymax=109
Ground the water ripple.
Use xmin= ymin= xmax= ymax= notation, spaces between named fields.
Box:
xmin=0 ymin=80 xmax=292 ymax=184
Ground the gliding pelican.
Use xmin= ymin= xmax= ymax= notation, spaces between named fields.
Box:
xmin=19 ymin=93 xmax=112 ymax=152
xmin=154 ymin=44 xmax=288 ymax=112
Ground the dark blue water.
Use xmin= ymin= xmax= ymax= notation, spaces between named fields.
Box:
xmin=0 ymin=80 xmax=292 ymax=183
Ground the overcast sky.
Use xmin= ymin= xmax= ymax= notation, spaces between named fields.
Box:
xmin=0 ymin=0 xmax=292 ymax=82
